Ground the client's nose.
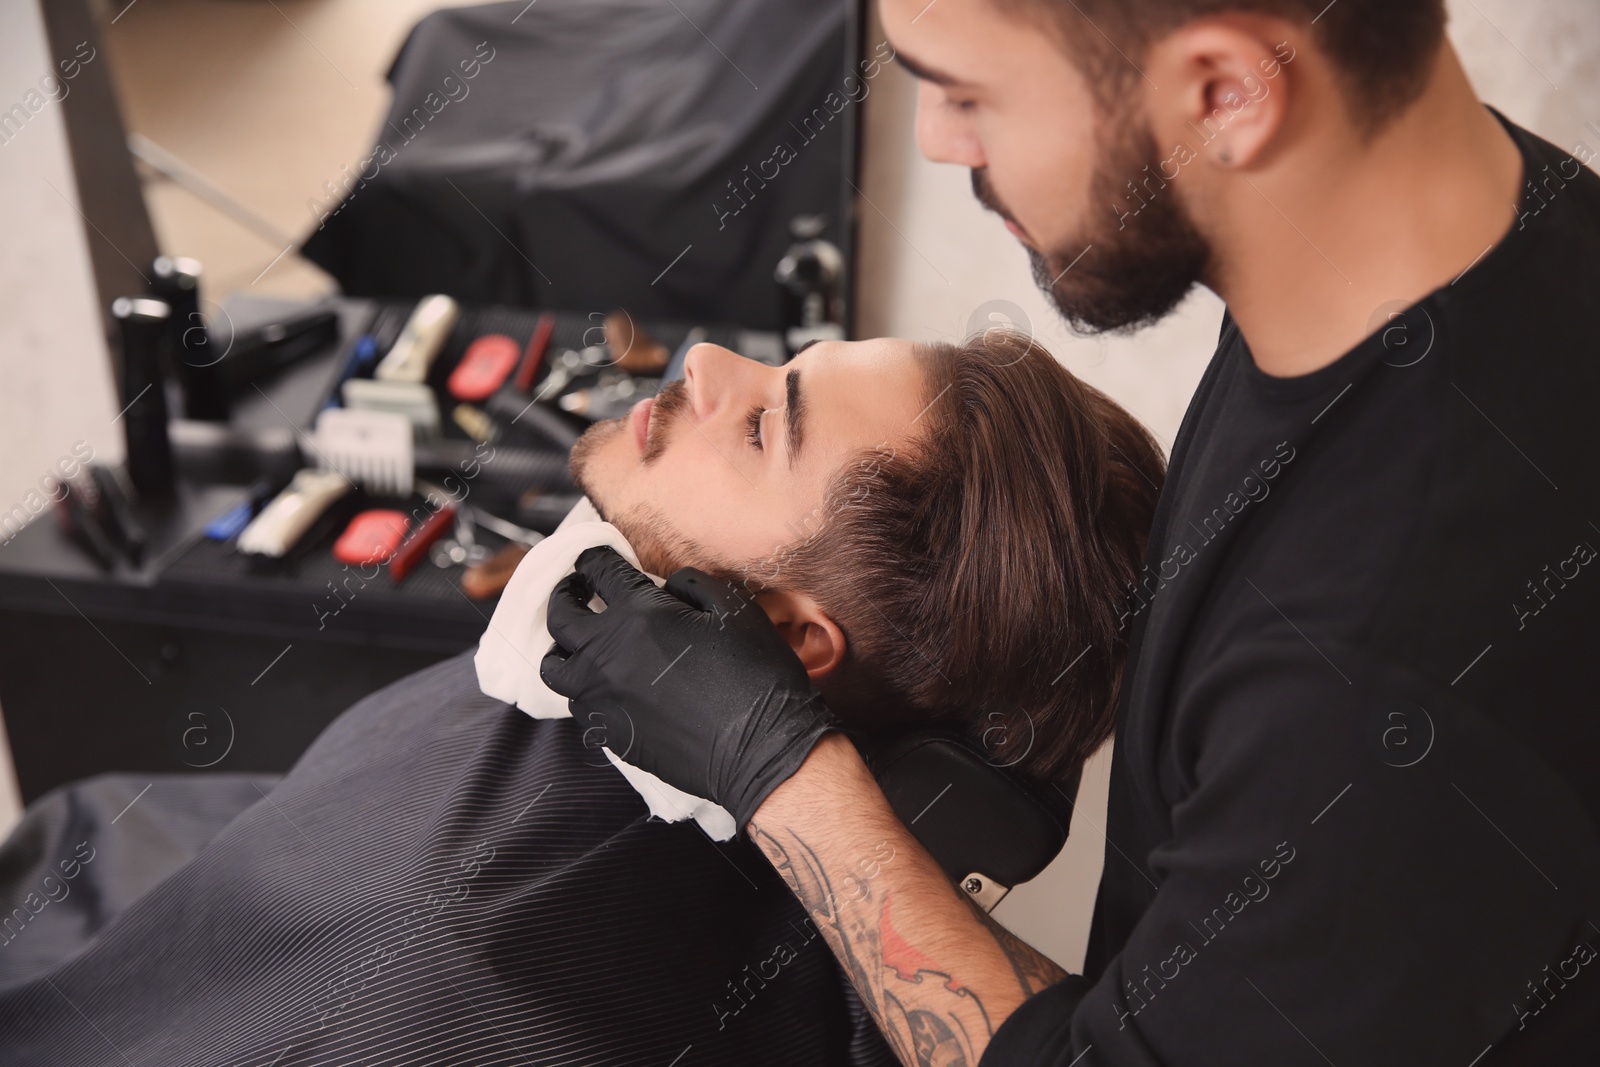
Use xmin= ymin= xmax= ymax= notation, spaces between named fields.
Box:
xmin=682 ymin=342 xmax=769 ymax=421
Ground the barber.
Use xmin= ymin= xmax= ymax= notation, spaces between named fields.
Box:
xmin=543 ymin=0 xmax=1600 ymax=1062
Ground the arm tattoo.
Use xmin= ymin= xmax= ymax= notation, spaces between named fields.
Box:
xmin=975 ymin=901 xmax=1067 ymax=998
xmin=750 ymin=823 xmax=1064 ymax=1067
xmin=750 ymin=823 xmax=977 ymax=1066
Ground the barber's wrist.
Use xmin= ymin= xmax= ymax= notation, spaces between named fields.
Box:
xmin=749 ymin=730 xmax=874 ymax=832
xmin=726 ymin=688 xmax=840 ymax=831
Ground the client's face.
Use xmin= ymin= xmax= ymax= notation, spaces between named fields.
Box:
xmin=569 ymin=339 xmax=928 ymax=577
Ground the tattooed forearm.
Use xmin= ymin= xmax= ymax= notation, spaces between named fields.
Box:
xmin=750 ymin=823 xmax=984 ymax=1067
xmin=748 ymin=735 xmax=1068 ymax=1067
xmin=744 ymin=736 xmax=1074 ymax=1066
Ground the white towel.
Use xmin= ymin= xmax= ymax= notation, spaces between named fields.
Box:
xmin=473 ymin=498 xmax=737 ymax=840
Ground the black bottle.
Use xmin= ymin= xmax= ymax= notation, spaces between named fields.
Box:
xmin=152 ymin=256 xmax=229 ymax=421
xmin=112 ymin=296 xmax=176 ymax=498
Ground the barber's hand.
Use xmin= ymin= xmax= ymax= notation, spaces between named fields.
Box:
xmin=540 ymin=545 xmax=837 ymax=829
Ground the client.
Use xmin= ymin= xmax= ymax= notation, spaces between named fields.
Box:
xmin=0 ymin=333 xmax=1162 ymax=1066
xmin=566 ymin=331 xmax=1164 ymax=780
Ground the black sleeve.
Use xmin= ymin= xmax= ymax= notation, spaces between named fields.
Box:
xmin=981 ymin=975 xmax=1093 ymax=1062
xmin=979 ymin=635 xmax=1600 ymax=1065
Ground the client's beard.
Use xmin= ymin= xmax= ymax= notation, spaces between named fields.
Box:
xmin=568 ymin=378 xmax=709 ymax=576
xmin=972 ymin=115 xmax=1210 ymax=335
xmin=568 ymin=375 xmax=691 ymax=498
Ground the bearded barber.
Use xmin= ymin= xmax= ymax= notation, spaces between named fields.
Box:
xmin=541 ymin=0 xmax=1600 ymax=1062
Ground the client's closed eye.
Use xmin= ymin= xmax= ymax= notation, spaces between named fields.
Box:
xmin=744 ymin=405 xmax=766 ymax=450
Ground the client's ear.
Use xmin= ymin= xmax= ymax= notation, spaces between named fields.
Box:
xmin=755 ymin=590 xmax=846 ymax=679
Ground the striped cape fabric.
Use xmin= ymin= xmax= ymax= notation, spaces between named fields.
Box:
xmin=0 ymin=652 xmax=894 ymax=1066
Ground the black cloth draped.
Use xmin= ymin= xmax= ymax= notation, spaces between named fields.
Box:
xmin=0 ymin=652 xmax=892 ymax=1065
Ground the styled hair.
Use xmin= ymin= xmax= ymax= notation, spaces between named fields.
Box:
xmin=735 ymin=331 xmax=1165 ymax=784
xmin=999 ymin=0 xmax=1448 ymax=132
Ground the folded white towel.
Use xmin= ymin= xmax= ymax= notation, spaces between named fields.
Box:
xmin=473 ymin=498 xmax=737 ymax=841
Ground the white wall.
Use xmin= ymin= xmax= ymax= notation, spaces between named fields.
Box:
xmin=0 ymin=1 xmax=125 ymax=530
xmin=851 ymin=0 xmax=1600 ymax=970
xmin=0 ymin=0 xmax=132 ymax=835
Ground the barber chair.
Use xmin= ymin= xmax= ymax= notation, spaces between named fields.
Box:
xmin=869 ymin=730 xmax=1078 ymax=912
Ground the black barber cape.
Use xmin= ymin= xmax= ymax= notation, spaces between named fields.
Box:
xmin=984 ymin=115 xmax=1600 ymax=1065
xmin=0 ymin=653 xmax=894 ymax=1065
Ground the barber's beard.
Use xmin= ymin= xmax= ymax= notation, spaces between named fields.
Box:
xmin=973 ymin=117 xmax=1210 ymax=335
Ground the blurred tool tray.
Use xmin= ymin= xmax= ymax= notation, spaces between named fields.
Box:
xmin=156 ymin=300 xmax=777 ymax=624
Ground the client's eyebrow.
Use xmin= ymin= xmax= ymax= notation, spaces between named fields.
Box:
xmin=896 ymin=49 xmax=963 ymax=88
xmin=785 ymin=367 xmax=807 ymax=469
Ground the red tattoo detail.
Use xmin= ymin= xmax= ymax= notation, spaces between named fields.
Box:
xmin=879 ymin=891 xmax=968 ymax=993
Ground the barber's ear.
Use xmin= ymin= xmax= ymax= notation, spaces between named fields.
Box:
xmin=1144 ymin=19 xmax=1295 ymax=170
xmin=755 ymin=590 xmax=846 ymax=679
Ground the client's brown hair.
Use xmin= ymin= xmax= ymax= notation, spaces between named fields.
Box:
xmin=739 ymin=331 xmax=1165 ymax=783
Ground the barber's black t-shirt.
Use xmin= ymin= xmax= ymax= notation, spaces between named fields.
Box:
xmin=984 ymin=115 xmax=1600 ymax=1065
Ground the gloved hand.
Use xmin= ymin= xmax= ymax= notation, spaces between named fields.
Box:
xmin=540 ymin=545 xmax=838 ymax=829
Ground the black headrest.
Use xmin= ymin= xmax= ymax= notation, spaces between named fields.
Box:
xmin=867 ymin=729 xmax=1077 ymax=899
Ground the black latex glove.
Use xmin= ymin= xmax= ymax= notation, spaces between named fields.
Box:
xmin=540 ymin=545 xmax=838 ymax=829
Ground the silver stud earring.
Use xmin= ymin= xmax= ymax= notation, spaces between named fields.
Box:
xmin=1218 ymin=147 xmax=1232 ymax=165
